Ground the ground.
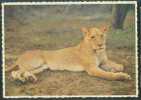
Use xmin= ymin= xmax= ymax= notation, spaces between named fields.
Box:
xmin=4 ymin=6 xmax=136 ymax=96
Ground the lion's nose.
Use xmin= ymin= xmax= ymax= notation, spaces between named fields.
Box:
xmin=98 ymin=44 xmax=102 ymax=47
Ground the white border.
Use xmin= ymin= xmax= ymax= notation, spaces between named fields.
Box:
xmin=2 ymin=2 xmax=5 ymax=98
xmin=2 ymin=1 xmax=138 ymax=98
xmin=2 ymin=1 xmax=137 ymax=5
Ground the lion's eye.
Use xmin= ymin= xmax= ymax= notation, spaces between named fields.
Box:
xmin=91 ymin=36 xmax=95 ymax=39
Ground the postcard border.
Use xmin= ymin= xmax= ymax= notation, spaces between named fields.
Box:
xmin=1 ymin=1 xmax=138 ymax=98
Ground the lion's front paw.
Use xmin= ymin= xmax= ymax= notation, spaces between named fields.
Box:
xmin=116 ymin=72 xmax=131 ymax=81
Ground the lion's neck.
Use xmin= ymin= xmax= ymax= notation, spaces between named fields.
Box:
xmin=78 ymin=39 xmax=94 ymax=54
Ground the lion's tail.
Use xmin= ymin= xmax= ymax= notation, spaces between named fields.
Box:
xmin=5 ymin=64 xmax=18 ymax=72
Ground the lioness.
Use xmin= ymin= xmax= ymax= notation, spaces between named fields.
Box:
xmin=6 ymin=27 xmax=131 ymax=82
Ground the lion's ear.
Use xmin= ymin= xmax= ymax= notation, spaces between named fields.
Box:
xmin=81 ymin=27 xmax=90 ymax=36
xmin=81 ymin=27 xmax=88 ymax=33
xmin=100 ymin=26 xmax=108 ymax=33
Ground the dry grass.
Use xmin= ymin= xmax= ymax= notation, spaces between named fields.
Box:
xmin=4 ymin=9 xmax=136 ymax=96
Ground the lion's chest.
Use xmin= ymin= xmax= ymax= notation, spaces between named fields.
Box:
xmin=95 ymin=52 xmax=105 ymax=67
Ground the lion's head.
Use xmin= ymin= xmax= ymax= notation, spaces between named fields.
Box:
xmin=81 ymin=27 xmax=107 ymax=50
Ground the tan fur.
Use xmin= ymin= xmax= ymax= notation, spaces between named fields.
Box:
xmin=6 ymin=27 xmax=131 ymax=82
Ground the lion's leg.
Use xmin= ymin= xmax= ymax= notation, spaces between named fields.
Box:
xmin=101 ymin=60 xmax=124 ymax=72
xmin=23 ymin=71 xmax=37 ymax=82
xmin=11 ymin=64 xmax=48 ymax=82
xmin=11 ymin=67 xmax=45 ymax=82
xmin=31 ymin=65 xmax=48 ymax=74
xmin=23 ymin=65 xmax=48 ymax=81
xmin=85 ymin=66 xmax=131 ymax=80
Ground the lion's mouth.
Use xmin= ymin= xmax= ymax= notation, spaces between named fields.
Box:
xmin=93 ymin=47 xmax=104 ymax=52
xmin=99 ymin=47 xmax=104 ymax=49
xmin=96 ymin=46 xmax=104 ymax=50
xmin=92 ymin=45 xmax=105 ymax=51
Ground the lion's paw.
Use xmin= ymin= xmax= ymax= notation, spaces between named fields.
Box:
xmin=11 ymin=71 xmax=26 ymax=82
xmin=116 ymin=72 xmax=131 ymax=81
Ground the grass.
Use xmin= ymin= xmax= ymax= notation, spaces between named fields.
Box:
xmin=4 ymin=8 xmax=136 ymax=96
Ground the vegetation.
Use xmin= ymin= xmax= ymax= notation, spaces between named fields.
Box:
xmin=4 ymin=4 xmax=136 ymax=96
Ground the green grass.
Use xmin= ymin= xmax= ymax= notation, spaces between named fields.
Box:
xmin=107 ymin=27 xmax=135 ymax=52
